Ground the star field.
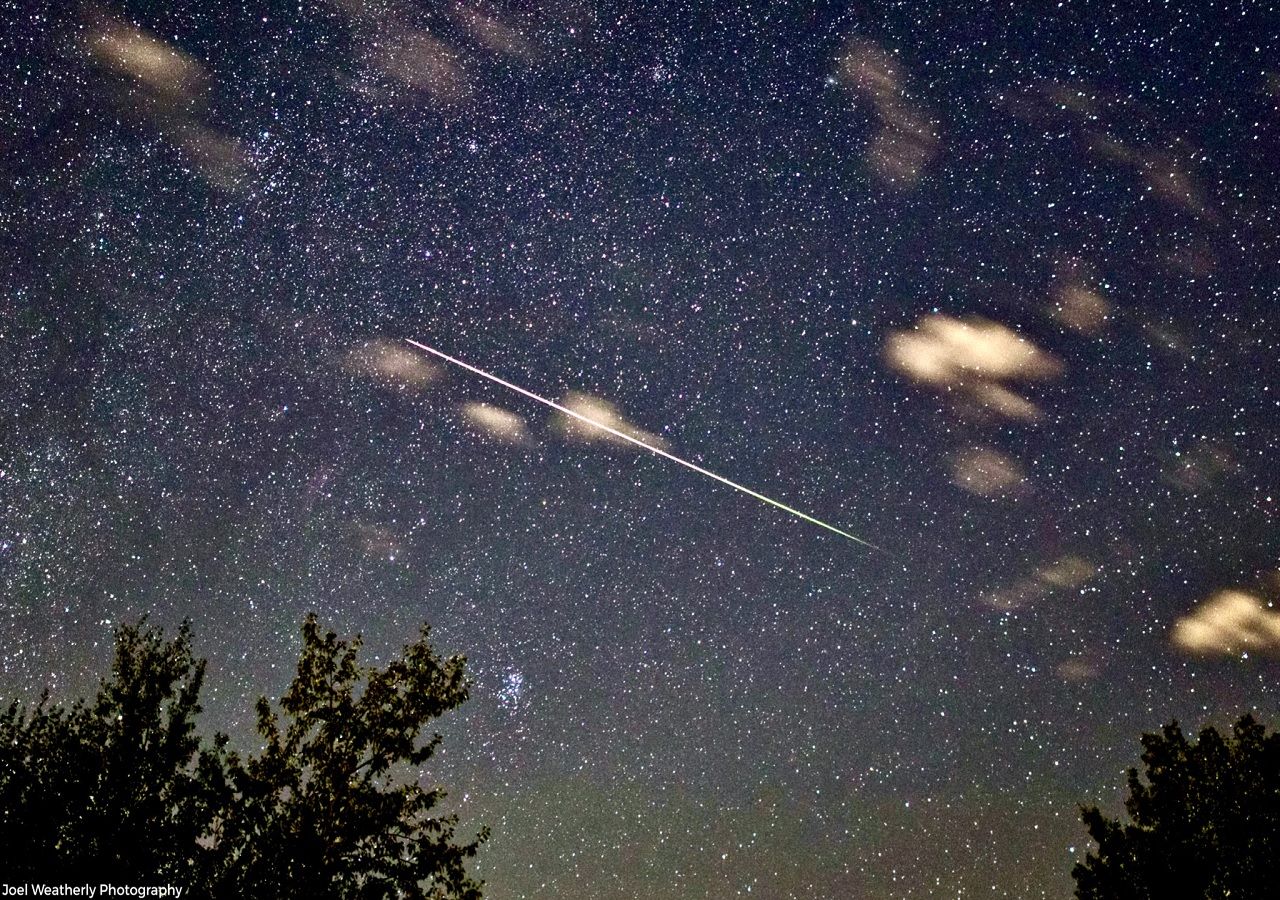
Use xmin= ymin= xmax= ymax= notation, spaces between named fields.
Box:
xmin=2 ymin=0 xmax=1278 ymax=896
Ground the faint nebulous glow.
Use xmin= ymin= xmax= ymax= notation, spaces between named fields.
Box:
xmin=553 ymin=391 xmax=670 ymax=451
xmin=1162 ymin=440 xmax=1238 ymax=493
xmin=1049 ymin=259 xmax=1112 ymax=336
xmin=1005 ymin=80 xmax=1221 ymax=229
xmin=1172 ymin=590 xmax=1280 ymax=657
xmin=884 ymin=314 xmax=1062 ymax=421
xmin=1039 ymin=555 xmax=1097 ymax=589
xmin=323 ymin=0 xmax=476 ymax=104
xmin=950 ymin=446 xmax=1026 ymax=497
xmin=451 ymin=5 xmax=536 ymax=61
xmin=1051 ymin=283 xmax=1110 ymax=335
xmin=461 ymin=402 xmax=532 ymax=445
xmin=838 ymin=40 xmax=901 ymax=101
xmin=168 ymin=122 xmax=246 ymax=191
xmin=371 ymin=30 xmax=474 ymax=104
xmin=343 ymin=338 xmax=440 ymax=390
xmin=1056 ymin=658 xmax=1100 ymax=683
xmin=1163 ymin=243 xmax=1218 ymax=278
xmin=1092 ymin=139 xmax=1215 ymax=221
xmin=1044 ymin=83 xmax=1102 ymax=117
xmin=982 ymin=555 xmax=1096 ymax=611
xmin=866 ymin=119 xmax=938 ymax=187
xmin=1137 ymin=311 xmax=1192 ymax=359
xmin=836 ymin=38 xmax=939 ymax=189
xmin=347 ymin=522 xmax=402 ymax=560
xmin=973 ymin=382 xmax=1045 ymax=421
xmin=324 ymin=0 xmax=586 ymax=107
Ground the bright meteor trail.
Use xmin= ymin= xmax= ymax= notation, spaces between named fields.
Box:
xmin=405 ymin=338 xmax=882 ymax=552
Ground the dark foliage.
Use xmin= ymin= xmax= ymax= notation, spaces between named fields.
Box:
xmin=1074 ymin=714 xmax=1280 ymax=899
xmin=0 ymin=616 xmax=486 ymax=898
xmin=210 ymin=615 xmax=488 ymax=899
xmin=0 ymin=621 xmax=225 ymax=884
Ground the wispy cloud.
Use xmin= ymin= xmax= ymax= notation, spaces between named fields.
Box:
xmin=836 ymin=39 xmax=939 ymax=189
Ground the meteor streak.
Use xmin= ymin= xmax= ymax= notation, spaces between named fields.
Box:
xmin=405 ymin=338 xmax=883 ymax=552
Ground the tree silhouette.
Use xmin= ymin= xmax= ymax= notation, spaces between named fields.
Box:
xmin=210 ymin=614 xmax=488 ymax=899
xmin=0 ymin=620 xmax=226 ymax=885
xmin=0 ymin=616 xmax=486 ymax=898
xmin=1074 ymin=714 xmax=1280 ymax=899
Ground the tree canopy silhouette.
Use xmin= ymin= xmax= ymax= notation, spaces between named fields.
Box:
xmin=0 ymin=615 xmax=486 ymax=899
xmin=0 ymin=620 xmax=225 ymax=884
xmin=1074 ymin=714 xmax=1280 ymax=899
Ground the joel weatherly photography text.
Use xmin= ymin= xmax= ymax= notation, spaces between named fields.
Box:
xmin=1 ymin=887 xmax=183 ymax=898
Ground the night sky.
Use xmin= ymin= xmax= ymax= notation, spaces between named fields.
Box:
xmin=3 ymin=0 xmax=1278 ymax=895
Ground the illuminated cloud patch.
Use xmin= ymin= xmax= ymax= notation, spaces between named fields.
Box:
xmin=553 ymin=392 xmax=669 ymax=451
xmin=1172 ymin=590 xmax=1280 ymax=658
xmin=1056 ymin=658 xmax=1101 ymax=683
xmin=1051 ymin=283 xmax=1110 ymax=335
xmin=84 ymin=12 xmax=205 ymax=102
xmin=1161 ymin=440 xmax=1238 ymax=493
xmin=1038 ymin=556 xmax=1098 ymax=589
xmin=82 ymin=10 xmax=246 ymax=189
xmin=1092 ymin=139 xmax=1216 ymax=221
xmin=321 ymin=0 xmax=483 ymax=105
xmin=346 ymin=522 xmax=403 ymax=561
xmin=884 ymin=314 xmax=1063 ymax=421
xmin=343 ymin=338 xmax=440 ymax=391
xmin=461 ymin=402 xmax=532 ymax=445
